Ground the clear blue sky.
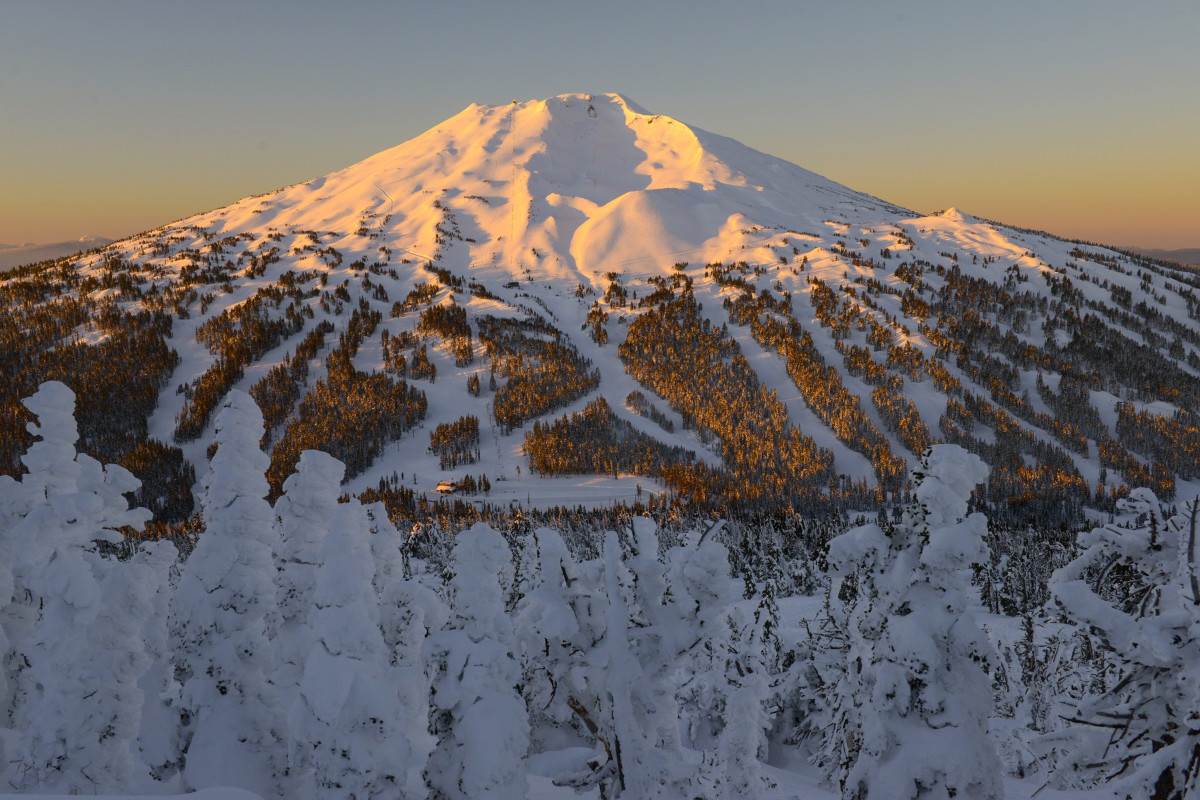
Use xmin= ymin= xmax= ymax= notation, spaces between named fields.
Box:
xmin=3 ymin=0 xmax=1197 ymax=248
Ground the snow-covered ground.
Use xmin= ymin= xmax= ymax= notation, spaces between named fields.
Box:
xmin=4 ymin=95 xmax=1199 ymax=797
xmin=51 ymin=92 xmax=1196 ymax=514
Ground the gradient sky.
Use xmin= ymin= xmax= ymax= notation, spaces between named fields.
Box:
xmin=2 ymin=0 xmax=1197 ymax=249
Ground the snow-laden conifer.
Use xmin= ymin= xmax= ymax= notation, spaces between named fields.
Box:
xmin=274 ymin=449 xmax=345 ymax=694
xmin=289 ymin=498 xmax=410 ymax=799
xmin=425 ymin=522 xmax=529 ymax=800
xmin=169 ymin=390 xmax=285 ymax=798
xmin=1049 ymin=489 xmax=1200 ymax=799
xmin=589 ymin=520 xmax=696 ymax=798
xmin=367 ymin=501 xmax=446 ymax=764
xmin=667 ymin=523 xmax=765 ymax=798
xmin=77 ymin=538 xmax=175 ymax=789
xmin=513 ymin=526 xmax=596 ymax=751
xmin=132 ymin=539 xmax=185 ymax=783
xmin=669 ymin=524 xmax=733 ymax=753
xmin=811 ymin=444 xmax=1002 ymax=800
xmin=5 ymin=381 xmax=160 ymax=792
xmin=0 ymin=471 xmax=24 ymax=731
xmin=715 ymin=606 xmax=771 ymax=800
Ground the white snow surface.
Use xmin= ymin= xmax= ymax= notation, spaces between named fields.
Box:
xmin=10 ymin=87 xmax=1199 ymax=797
xmin=33 ymin=92 xmax=1193 ymax=513
xmin=48 ymin=91 xmax=1197 ymax=511
xmin=0 ymin=791 xmax=261 ymax=800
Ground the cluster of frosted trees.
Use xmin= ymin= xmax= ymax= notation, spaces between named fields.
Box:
xmin=0 ymin=383 xmax=750 ymax=799
xmin=0 ymin=381 xmax=1196 ymax=799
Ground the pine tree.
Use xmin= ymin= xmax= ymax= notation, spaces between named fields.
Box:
xmin=5 ymin=381 xmax=161 ymax=792
xmin=715 ymin=607 xmax=770 ymax=800
xmin=289 ymin=500 xmax=410 ymax=799
xmin=274 ymin=449 xmax=345 ymax=695
xmin=1050 ymin=489 xmax=1200 ymax=799
xmin=513 ymin=526 xmax=594 ymax=751
xmin=667 ymin=523 xmax=762 ymax=798
xmin=169 ymin=390 xmax=285 ymax=798
xmin=811 ymin=444 xmax=1002 ymax=800
xmin=425 ymin=522 xmax=529 ymax=799
xmin=80 ymin=538 xmax=175 ymax=789
xmin=132 ymin=540 xmax=185 ymax=783
xmin=0 ymin=468 xmax=28 ymax=740
xmin=596 ymin=520 xmax=696 ymax=798
xmin=366 ymin=500 xmax=447 ymax=767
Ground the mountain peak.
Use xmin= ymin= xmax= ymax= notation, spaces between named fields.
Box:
xmin=10 ymin=92 xmax=1200 ymax=531
xmin=184 ymin=92 xmax=900 ymax=287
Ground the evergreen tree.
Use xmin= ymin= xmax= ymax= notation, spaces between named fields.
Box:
xmin=365 ymin=499 xmax=447 ymax=767
xmin=592 ymin=521 xmax=695 ymax=798
xmin=274 ymin=449 xmax=345 ymax=696
xmin=0 ymin=467 xmax=27 ymax=740
xmin=290 ymin=500 xmax=410 ymax=799
xmin=169 ymin=390 xmax=285 ymax=798
xmin=513 ymin=526 xmax=595 ymax=752
xmin=667 ymin=524 xmax=763 ymax=798
xmin=811 ymin=444 xmax=1002 ymax=800
xmin=715 ymin=606 xmax=770 ymax=800
xmin=425 ymin=523 xmax=529 ymax=799
xmin=4 ymin=381 xmax=162 ymax=792
xmin=1050 ymin=489 xmax=1200 ymax=799
xmin=133 ymin=539 xmax=185 ymax=783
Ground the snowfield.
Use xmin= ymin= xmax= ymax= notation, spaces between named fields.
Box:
xmin=22 ymin=91 xmax=1189 ymax=515
xmin=3 ymin=92 xmax=1200 ymax=798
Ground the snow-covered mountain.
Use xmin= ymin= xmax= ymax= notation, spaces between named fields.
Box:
xmin=3 ymin=93 xmax=1200 ymax=800
xmin=0 ymin=235 xmax=113 ymax=271
xmin=3 ymin=92 xmax=1199 ymax=526
xmin=1126 ymin=246 xmax=1200 ymax=267
xmin=192 ymin=92 xmax=907 ymax=282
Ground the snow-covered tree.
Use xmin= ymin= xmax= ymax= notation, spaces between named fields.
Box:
xmin=513 ymin=526 xmax=597 ymax=751
xmin=532 ymin=519 xmax=727 ymax=798
xmin=715 ymin=606 xmax=771 ymax=800
xmin=169 ymin=390 xmax=285 ymax=798
xmin=668 ymin=524 xmax=732 ymax=751
xmin=133 ymin=539 xmax=186 ymax=783
xmin=667 ymin=524 xmax=766 ymax=799
xmin=624 ymin=517 xmax=693 ymax=780
xmin=80 ymin=538 xmax=175 ymax=789
xmin=4 ymin=381 xmax=163 ymax=793
xmin=0 ymin=470 xmax=26 ymax=734
xmin=1049 ymin=489 xmax=1200 ymax=799
xmin=366 ymin=499 xmax=407 ymax=588
xmin=810 ymin=444 xmax=1002 ymax=800
xmin=1 ymin=381 xmax=91 ymax=728
xmin=289 ymin=499 xmax=411 ymax=799
xmin=583 ymin=520 xmax=697 ymax=798
xmin=274 ymin=449 xmax=345 ymax=693
xmin=367 ymin=501 xmax=446 ymax=765
xmin=425 ymin=522 xmax=529 ymax=800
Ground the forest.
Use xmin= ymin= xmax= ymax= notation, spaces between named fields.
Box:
xmin=6 ymin=87 xmax=1200 ymax=800
xmin=1 ymin=382 xmax=1197 ymax=800
xmin=3 ymin=218 xmax=1200 ymax=536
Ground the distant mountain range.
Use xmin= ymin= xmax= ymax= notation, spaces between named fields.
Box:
xmin=1124 ymin=247 xmax=1200 ymax=267
xmin=0 ymin=235 xmax=114 ymax=271
xmin=2 ymin=93 xmax=1198 ymax=529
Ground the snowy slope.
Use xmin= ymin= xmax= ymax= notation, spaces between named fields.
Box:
xmin=21 ymin=92 xmax=1200 ymax=514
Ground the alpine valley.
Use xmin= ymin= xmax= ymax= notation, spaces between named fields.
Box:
xmin=2 ymin=94 xmax=1199 ymax=799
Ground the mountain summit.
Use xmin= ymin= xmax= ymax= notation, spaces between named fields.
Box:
xmin=194 ymin=93 xmax=906 ymax=288
xmin=3 ymin=93 xmax=1199 ymax=526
